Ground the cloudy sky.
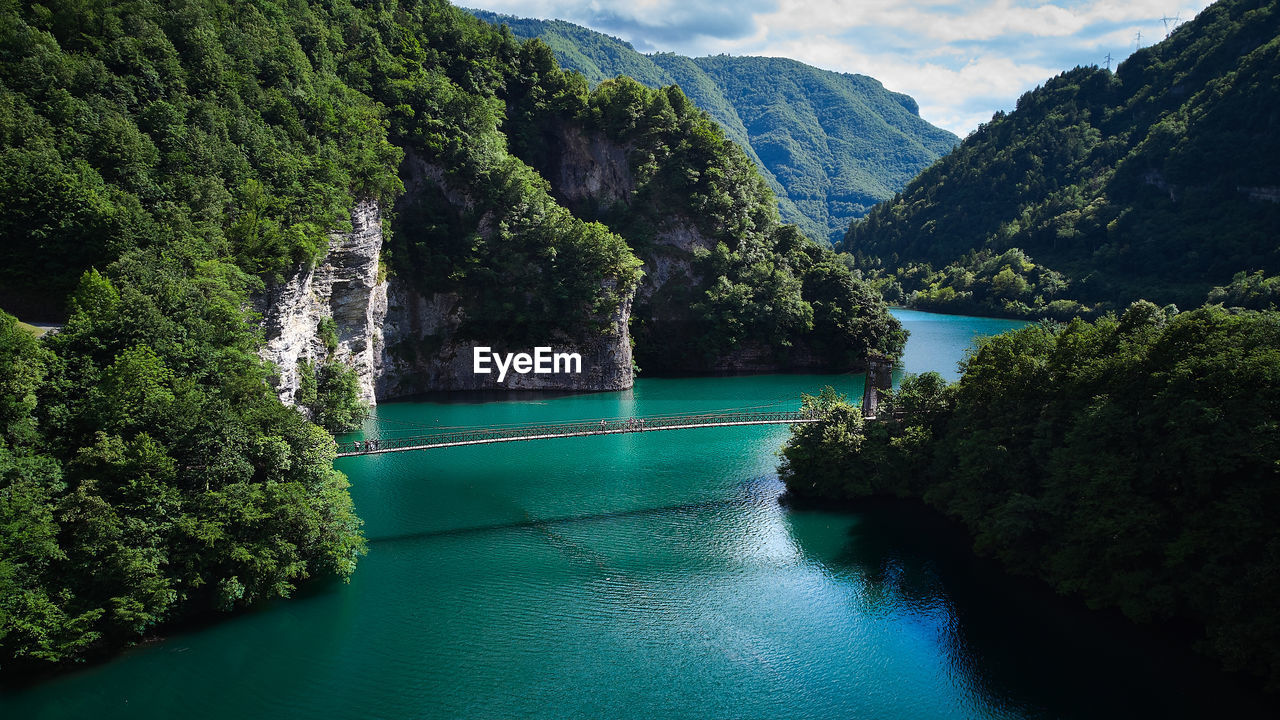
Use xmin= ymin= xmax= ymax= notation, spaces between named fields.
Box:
xmin=465 ymin=0 xmax=1214 ymax=136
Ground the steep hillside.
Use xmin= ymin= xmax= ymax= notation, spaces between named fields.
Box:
xmin=502 ymin=74 xmax=905 ymax=373
xmin=781 ymin=304 xmax=1280 ymax=689
xmin=0 ymin=0 xmax=904 ymax=673
xmin=844 ymin=0 xmax=1280 ymax=318
xmin=466 ymin=9 xmax=958 ymax=245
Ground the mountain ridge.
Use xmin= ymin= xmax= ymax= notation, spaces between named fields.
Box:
xmin=466 ymin=8 xmax=958 ymax=245
xmin=842 ymin=0 xmax=1280 ymax=319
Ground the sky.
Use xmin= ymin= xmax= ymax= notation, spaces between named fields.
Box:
xmin=463 ymin=0 xmax=1215 ymax=137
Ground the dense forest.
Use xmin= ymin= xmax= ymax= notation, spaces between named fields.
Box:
xmin=0 ymin=0 xmax=409 ymax=673
xmin=467 ymin=9 xmax=958 ymax=245
xmin=0 ymin=0 xmax=904 ymax=673
xmin=388 ymin=34 xmax=904 ymax=370
xmin=781 ymin=303 xmax=1280 ymax=689
xmin=1207 ymin=270 xmax=1280 ymax=310
xmin=500 ymin=72 xmax=904 ymax=371
xmin=844 ymin=0 xmax=1280 ymax=318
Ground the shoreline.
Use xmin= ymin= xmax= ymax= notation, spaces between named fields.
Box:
xmin=778 ymin=491 xmax=1276 ymax=703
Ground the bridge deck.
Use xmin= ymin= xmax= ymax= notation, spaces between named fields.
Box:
xmin=335 ymin=410 xmax=818 ymax=457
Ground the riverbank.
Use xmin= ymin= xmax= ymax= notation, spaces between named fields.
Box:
xmin=783 ymin=492 xmax=1277 ymax=708
xmin=780 ymin=304 xmax=1280 ymax=694
xmin=12 ymin=311 xmax=1268 ymax=719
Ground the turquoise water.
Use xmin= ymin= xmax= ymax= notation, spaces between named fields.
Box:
xmin=2 ymin=310 xmax=1268 ymax=718
xmin=893 ymin=308 xmax=1028 ymax=381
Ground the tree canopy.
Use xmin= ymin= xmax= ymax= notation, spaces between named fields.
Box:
xmin=844 ymin=0 xmax=1280 ymax=319
xmin=782 ymin=303 xmax=1280 ymax=689
xmin=0 ymin=0 xmax=907 ymax=673
xmin=466 ymin=9 xmax=958 ymax=246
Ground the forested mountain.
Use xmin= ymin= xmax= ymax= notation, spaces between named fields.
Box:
xmin=0 ymin=0 xmax=902 ymax=673
xmin=781 ymin=303 xmax=1280 ymax=689
xmin=844 ymin=0 xmax=1280 ymax=319
xmin=501 ymin=73 xmax=904 ymax=373
xmin=467 ymin=9 xmax=958 ymax=245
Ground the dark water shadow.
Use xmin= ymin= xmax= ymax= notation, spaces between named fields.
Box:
xmin=0 ymin=571 xmax=350 ymax=693
xmin=804 ymin=500 xmax=1276 ymax=719
xmin=366 ymin=497 xmax=741 ymax=545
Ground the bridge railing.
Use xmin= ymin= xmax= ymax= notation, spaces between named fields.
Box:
xmin=335 ymin=409 xmax=820 ymax=455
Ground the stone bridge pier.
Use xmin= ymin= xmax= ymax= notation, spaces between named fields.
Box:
xmin=862 ymin=352 xmax=894 ymax=420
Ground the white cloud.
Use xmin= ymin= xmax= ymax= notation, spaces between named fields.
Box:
xmin=467 ymin=1 xmax=1214 ymax=135
xmin=746 ymin=0 xmax=1199 ymax=42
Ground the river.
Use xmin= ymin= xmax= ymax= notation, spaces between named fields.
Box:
xmin=2 ymin=309 xmax=1269 ymax=718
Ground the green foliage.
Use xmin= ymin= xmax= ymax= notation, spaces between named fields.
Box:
xmin=880 ymin=371 xmax=954 ymax=420
xmin=1208 ymin=270 xmax=1280 ymax=310
xmin=0 ymin=0 xmax=403 ymax=312
xmin=894 ymin=248 xmax=1093 ymax=320
xmin=502 ymin=74 xmax=904 ymax=370
xmin=466 ymin=9 xmax=957 ymax=245
xmin=801 ymin=257 xmax=908 ymax=365
xmin=779 ymin=387 xmax=866 ymax=497
xmin=782 ymin=303 xmax=1280 ymax=688
xmin=0 ymin=312 xmax=52 ymax=446
xmin=317 ymin=317 xmax=339 ymax=357
xmin=0 ymin=310 xmax=100 ymax=663
xmin=845 ymin=0 xmax=1280 ymax=314
xmin=296 ymin=360 xmax=369 ymax=434
xmin=0 ymin=251 xmax=367 ymax=671
xmin=781 ymin=373 xmax=953 ymax=502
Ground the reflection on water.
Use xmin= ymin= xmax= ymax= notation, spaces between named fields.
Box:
xmin=789 ymin=502 xmax=1271 ymax=718
xmin=1 ymin=310 xmax=1271 ymax=718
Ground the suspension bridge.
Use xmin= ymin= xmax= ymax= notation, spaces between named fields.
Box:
xmin=334 ymin=409 xmax=822 ymax=457
xmin=334 ymin=353 xmax=899 ymax=458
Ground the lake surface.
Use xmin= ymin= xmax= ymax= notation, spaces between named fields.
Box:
xmin=2 ymin=310 xmax=1269 ymax=718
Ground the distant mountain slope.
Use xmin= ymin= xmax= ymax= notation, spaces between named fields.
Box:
xmin=682 ymin=56 xmax=954 ymax=241
xmin=843 ymin=0 xmax=1280 ymax=318
xmin=467 ymin=9 xmax=958 ymax=244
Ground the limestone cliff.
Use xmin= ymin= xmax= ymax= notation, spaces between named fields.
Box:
xmin=256 ymin=112 xmax=856 ymax=403
xmin=546 ymin=124 xmax=708 ymax=324
xmin=376 ymin=284 xmax=633 ymax=396
xmin=377 ymin=150 xmax=635 ymax=394
xmin=257 ymin=161 xmax=637 ymax=405
xmin=542 ymin=123 xmax=836 ymax=373
xmin=256 ymin=199 xmax=387 ymax=407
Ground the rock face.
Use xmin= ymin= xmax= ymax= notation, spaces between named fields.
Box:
xmin=639 ymin=222 xmax=714 ymax=299
xmin=258 ymin=183 xmax=636 ymax=406
xmin=374 ymin=149 xmax=636 ymax=396
xmin=543 ymin=125 xmax=838 ymax=374
xmin=376 ymin=284 xmax=633 ymax=396
xmin=257 ymin=118 xmax=816 ymax=404
xmin=709 ymin=341 xmax=826 ymax=373
xmin=256 ymin=199 xmax=386 ymax=407
xmin=552 ymin=125 xmax=634 ymax=208
xmin=548 ymin=126 xmax=712 ymax=312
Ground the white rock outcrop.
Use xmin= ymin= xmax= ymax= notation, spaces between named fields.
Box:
xmin=258 ymin=190 xmax=636 ymax=404
xmin=256 ymin=199 xmax=387 ymax=407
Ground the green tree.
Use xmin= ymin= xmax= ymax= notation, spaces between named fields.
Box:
xmin=780 ymin=303 xmax=1280 ymax=688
